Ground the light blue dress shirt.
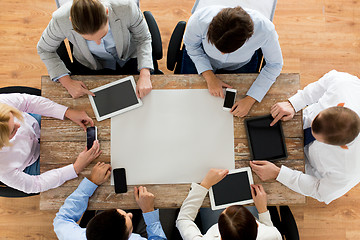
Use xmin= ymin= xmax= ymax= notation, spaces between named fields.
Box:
xmin=53 ymin=24 xmax=126 ymax=81
xmin=86 ymin=24 xmax=127 ymax=70
xmin=53 ymin=178 xmax=167 ymax=240
xmin=184 ymin=6 xmax=283 ymax=102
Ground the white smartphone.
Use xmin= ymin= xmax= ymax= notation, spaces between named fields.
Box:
xmin=223 ymin=88 xmax=237 ymax=111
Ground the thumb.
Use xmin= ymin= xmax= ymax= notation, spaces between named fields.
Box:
xmin=282 ymin=115 xmax=293 ymax=121
xmin=104 ymin=169 xmax=111 ymax=180
xmin=222 ymin=82 xmax=232 ymax=88
xmin=79 ymin=121 xmax=87 ymax=132
xmin=251 ymin=160 xmax=267 ymax=165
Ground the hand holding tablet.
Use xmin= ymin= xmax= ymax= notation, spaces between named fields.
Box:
xmin=88 ymin=76 xmax=143 ymax=121
xmin=209 ymin=167 xmax=254 ymax=210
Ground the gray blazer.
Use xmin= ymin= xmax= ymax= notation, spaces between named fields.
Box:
xmin=37 ymin=0 xmax=153 ymax=80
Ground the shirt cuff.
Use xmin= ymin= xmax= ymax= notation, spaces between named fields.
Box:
xmin=258 ymin=210 xmax=271 ymax=221
xmin=143 ymin=209 xmax=160 ymax=226
xmin=191 ymin=182 xmax=209 ymax=194
xmin=288 ymin=94 xmax=305 ymax=112
xmin=52 ymin=73 xmax=69 ymax=82
xmin=78 ymin=177 xmax=99 ymax=196
xmin=246 ymin=75 xmax=274 ymax=102
xmin=61 ymin=164 xmax=78 ymax=182
xmin=276 ymin=165 xmax=294 ymax=185
xmin=58 ymin=106 xmax=69 ymax=120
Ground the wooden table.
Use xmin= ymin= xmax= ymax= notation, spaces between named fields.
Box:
xmin=40 ymin=74 xmax=305 ymax=210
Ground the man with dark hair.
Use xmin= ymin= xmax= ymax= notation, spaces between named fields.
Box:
xmin=250 ymin=70 xmax=360 ymax=204
xmin=182 ymin=6 xmax=283 ymax=117
xmin=176 ymin=169 xmax=282 ymax=240
xmin=38 ymin=0 xmax=153 ymax=99
xmin=53 ymin=162 xmax=167 ymax=240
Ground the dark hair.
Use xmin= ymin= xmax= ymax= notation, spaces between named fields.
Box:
xmin=207 ymin=7 xmax=254 ymax=53
xmin=218 ymin=205 xmax=258 ymax=240
xmin=70 ymin=0 xmax=108 ymax=34
xmin=312 ymin=106 xmax=360 ymax=146
xmin=86 ymin=209 xmax=129 ymax=240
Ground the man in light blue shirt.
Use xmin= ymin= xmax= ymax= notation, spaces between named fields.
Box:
xmin=53 ymin=162 xmax=167 ymax=240
xmin=183 ymin=6 xmax=283 ymax=117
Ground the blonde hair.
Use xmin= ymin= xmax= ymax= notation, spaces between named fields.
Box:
xmin=70 ymin=0 xmax=108 ymax=34
xmin=0 ymin=103 xmax=23 ymax=149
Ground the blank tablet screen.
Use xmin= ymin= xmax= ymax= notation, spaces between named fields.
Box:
xmin=245 ymin=115 xmax=287 ymax=160
xmin=93 ymin=80 xmax=139 ymax=117
xmin=212 ymin=171 xmax=252 ymax=206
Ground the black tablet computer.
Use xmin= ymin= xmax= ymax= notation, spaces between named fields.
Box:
xmin=244 ymin=115 xmax=288 ymax=161
xmin=88 ymin=76 xmax=142 ymax=121
xmin=209 ymin=168 xmax=254 ymax=210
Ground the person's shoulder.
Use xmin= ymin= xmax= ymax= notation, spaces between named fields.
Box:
xmin=245 ymin=8 xmax=275 ymax=33
xmin=256 ymin=221 xmax=282 ymax=240
xmin=192 ymin=6 xmax=224 ymax=22
xmin=105 ymin=0 xmax=135 ymax=11
xmin=52 ymin=2 xmax=72 ymax=20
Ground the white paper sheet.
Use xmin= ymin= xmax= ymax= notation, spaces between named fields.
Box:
xmin=111 ymin=89 xmax=235 ymax=185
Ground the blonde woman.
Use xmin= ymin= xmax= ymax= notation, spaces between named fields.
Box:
xmin=0 ymin=93 xmax=101 ymax=193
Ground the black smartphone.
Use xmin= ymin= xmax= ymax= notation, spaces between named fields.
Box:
xmin=113 ymin=168 xmax=127 ymax=193
xmin=223 ymin=88 xmax=237 ymax=111
xmin=86 ymin=126 xmax=97 ymax=150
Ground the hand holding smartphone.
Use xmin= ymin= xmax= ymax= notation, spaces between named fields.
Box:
xmin=223 ymin=88 xmax=237 ymax=111
xmin=86 ymin=126 xmax=98 ymax=150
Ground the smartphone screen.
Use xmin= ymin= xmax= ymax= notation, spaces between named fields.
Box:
xmin=113 ymin=168 xmax=127 ymax=193
xmin=87 ymin=127 xmax=96 ymax=150
xmin=223 ymin=90 xmax=236 ymax=109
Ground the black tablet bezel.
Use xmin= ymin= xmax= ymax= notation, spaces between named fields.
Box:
xmin=244 ymin=114 xmax=288 ymax=161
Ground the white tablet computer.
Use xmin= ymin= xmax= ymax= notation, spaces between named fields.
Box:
xmin=209 ymin=167 xmax=254 ymax=210
xmin=88 ymin=76 xmax=143 ymax=121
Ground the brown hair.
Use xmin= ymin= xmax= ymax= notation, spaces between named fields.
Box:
xmin=86 ymin=209 xmax=129 ymax=240
xmin=312 ymin=106 xmax=360 ymax=146
xmin=0 ymin=103 xmax=23 ymax=150
xmin=70 ymin=0 xmax=108 ymax=34
xmin=207 ymin=7 xmax=254 ymax=53
xmin=218 ymin=205 xmax=258 ymax=240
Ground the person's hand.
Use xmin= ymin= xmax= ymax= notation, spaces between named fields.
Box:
xmin=231 ymin=96 xmax=256 ymax=117
xmin=200 ymin=169 xmax=229 ymax=189
xmin=65 ymin=108 xmax=94 ymax=132
xmin=270 ymin=101 xmax=296 ymax=126
xmin=59 ymin=75 xmax=95 ymax=99
xmin=249 ymin=160 xmax=280 ymax=181
xmin=250 ymin=184 xmax=268 ymax=214
xmin=136 ymin=68 xmax=152 ymax=99
xmin=89 ymin=162 xmax=111 ymax=185
xmin=202 ymin=70 xmax=232 ymax=98
xmin=73 ymin=140 xmax=102 ymax=174
xmin=134 ymin=186 xmax=155 ymax=213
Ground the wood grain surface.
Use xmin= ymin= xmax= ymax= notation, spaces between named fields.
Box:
xmin=39 ymin=73 xmax=305 ymax=210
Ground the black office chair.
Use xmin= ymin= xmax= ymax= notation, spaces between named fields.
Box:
xmin=166 ymin=22 xmax=265 ymax=74
xmin=167 ymin=21 xmax=187 ymax=74
xmin=0 ymin=86 xmax=41 ymax=198
xmin=143 ymin=11 xmax=163 ymax=74
xmin=269 ymin=205 xmax=300 ymax=240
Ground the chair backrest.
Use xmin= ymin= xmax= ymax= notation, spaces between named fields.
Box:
xmin=0 ymin=86 xmax=41 ymax=198
xmin=191 ymin=0 xmax=277 ymax=21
